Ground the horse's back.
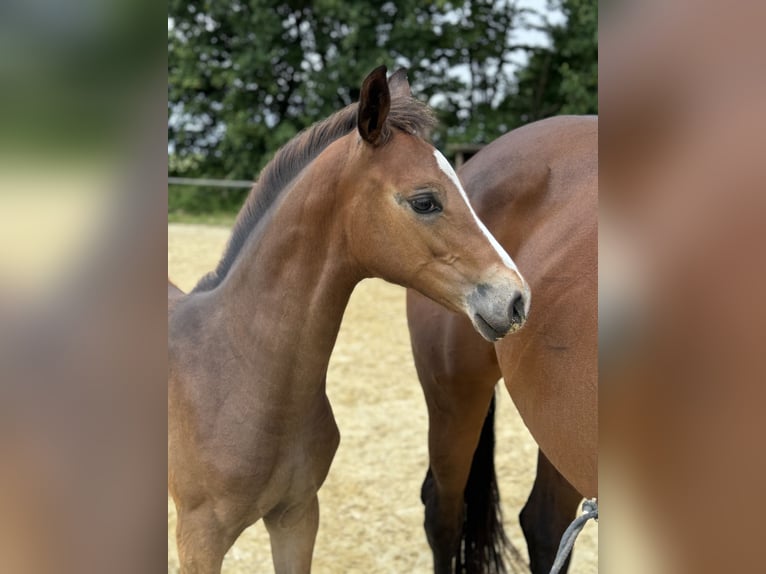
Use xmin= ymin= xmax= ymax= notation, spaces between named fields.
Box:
xmin=168 ymin=279 xmax=185 ymax=316
xmin=463 ymin=115 xmax=596 ymax=218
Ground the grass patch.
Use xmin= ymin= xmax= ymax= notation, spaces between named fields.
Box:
xmin=167 ymin=211 xmax=236 ymax=227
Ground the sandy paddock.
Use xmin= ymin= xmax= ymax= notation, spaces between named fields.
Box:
xmin=167 ymin=223 xmax=597 ymax=573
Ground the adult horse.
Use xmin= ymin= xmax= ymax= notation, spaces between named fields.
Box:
xmin=407 ymin=116 xmax=597 ymax=573
xmin=168 ymin=67 xmax=531 ymax=574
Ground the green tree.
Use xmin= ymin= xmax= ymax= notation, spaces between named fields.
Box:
xmin=500 ymin=0 xmax=597 ymax=124
xmin=168 ymin=0 xmax=598 ymax=214
xmin=168 ymin=0 xmax=537 ymax=181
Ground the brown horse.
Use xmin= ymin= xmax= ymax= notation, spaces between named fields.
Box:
xmin=168 ymin=67 xmax=532 ymax=574
xmin=407 ymin=116 xmax=597 ymax=573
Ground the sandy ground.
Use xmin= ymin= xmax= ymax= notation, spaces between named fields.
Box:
xmin=168 ymin=223 xmax=597 ymax=573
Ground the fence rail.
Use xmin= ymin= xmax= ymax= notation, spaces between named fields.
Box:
xmin=168 ymin=177 xmax=253 ymax=189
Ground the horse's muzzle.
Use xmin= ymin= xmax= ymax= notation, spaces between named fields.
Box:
xmin=468 ymin=284 xmax=529 ymax=342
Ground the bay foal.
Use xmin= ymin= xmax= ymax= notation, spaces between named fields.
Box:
xmin=168 ymin=67 xmax=530 ymax=573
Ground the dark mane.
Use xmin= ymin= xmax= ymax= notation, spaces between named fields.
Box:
xmin=192 ymin=95 xmax=436 ymax=292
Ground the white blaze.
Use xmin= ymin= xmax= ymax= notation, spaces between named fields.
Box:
xmin=433 ymin=149 xmax=520 ymax=273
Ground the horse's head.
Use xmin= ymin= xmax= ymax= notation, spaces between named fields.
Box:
xmin=340 ymin=67 xmax=530 ymax=341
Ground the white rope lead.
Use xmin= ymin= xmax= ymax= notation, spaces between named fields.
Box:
xmin=549 ymin=498 xmax=598 ymax=574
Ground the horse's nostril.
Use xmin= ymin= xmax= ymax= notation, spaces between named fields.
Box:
xmin=510 ymin=292 xmax=525 ymax=324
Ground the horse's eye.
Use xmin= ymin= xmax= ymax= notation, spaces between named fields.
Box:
xmin=408 ymin=194 xmax=442 ymax=214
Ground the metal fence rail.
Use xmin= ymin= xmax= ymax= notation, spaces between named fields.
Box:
xmin=168 ymin=146 xmax=481 ymax=190
xmin=168 ymin=177 xmax=253 ymax=189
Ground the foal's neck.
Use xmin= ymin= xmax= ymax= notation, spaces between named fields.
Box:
xmin=214 ymin=141 xmax=359 ymax=399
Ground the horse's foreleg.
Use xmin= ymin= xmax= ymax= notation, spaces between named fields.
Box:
xmin=175 ymin=502 xmax=239 ymax=574
xmin=421 ymin=378 xmax=497 ymax=574
xmin=520 ymin=449 xmax=582 ymax=574
xmin=264 ymin=494 xmax=319 ymax=574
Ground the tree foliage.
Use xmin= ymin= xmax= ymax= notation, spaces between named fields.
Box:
xmin=501 ymin=0 xmax=597 ymax=124
xmin=168 ymin=0 xmax=597 ymax=203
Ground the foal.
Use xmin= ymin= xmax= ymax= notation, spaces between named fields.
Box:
xmin=168 ymin=67 xmax=530 ymax=573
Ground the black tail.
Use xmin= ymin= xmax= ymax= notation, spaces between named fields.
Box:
xmin=457 ymin=393 xmax=517 ymax=574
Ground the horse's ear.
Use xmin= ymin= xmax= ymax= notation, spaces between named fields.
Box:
xmin=358 ymin=65 xmax=390 ymax=146
xmin=388 ymin=68 xmax=411 ymax=99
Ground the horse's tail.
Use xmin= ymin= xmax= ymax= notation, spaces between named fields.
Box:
xmin=458 ymin=392 xmax=517 ymax=574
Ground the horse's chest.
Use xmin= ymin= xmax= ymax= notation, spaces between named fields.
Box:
xmin=247 ymin=412 xmax=340 ymax=512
